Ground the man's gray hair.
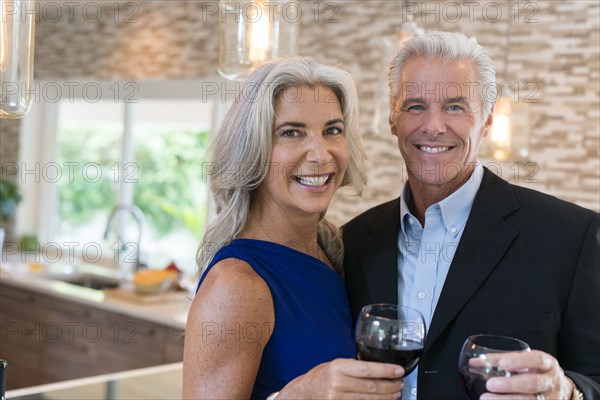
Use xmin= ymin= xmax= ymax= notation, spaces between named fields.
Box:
xmin=388 ymin=31 xmax=497 ymax=120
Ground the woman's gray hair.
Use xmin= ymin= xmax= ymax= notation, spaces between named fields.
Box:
xmin=388 ymin=31 xmax=497 ymax=120
xmin=197 ymin=57 xmax=367 ymax=273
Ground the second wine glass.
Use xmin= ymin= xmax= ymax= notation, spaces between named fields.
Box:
xmin=458 ymin=334 xmax=531 ymax=400
xmin=355 ymin=304 xmax=426 ymax=375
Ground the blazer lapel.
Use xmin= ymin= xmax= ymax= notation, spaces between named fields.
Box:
xmin=426 ymin=169 xmax=521 ymax=347
xmin=357 ymin=198 xmax=401 ymax=305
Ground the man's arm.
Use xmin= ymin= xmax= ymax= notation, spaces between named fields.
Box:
xmin=560 ymin=212 xmax=600 ymax=398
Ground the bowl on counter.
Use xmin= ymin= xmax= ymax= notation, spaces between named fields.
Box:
xmin=133 ymin=269 xmax=177 ymax=295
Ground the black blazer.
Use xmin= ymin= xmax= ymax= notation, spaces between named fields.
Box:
xmin=343 ymin=168 xmax=600 ymax=399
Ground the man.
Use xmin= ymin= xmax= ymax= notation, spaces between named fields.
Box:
xmin=343 ymin=31 xmax=599 ymax=400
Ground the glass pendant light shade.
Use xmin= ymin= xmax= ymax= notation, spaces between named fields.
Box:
xmin=480 ymin=87 xmax=531 ymax=161
xmin=373 ymin=15 xmax=424 ymax=135
xmin=488 ymin=95 xmax=513 ymax=161
xmin=218 ymin=0 xmax=299 ymax=81
xmin=480 ymin=6 xmax=531 ymax=162
xmin=0 ymin=0 xmax=36 ymax=119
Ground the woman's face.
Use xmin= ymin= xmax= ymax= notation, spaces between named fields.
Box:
xmin=255 ymin=85 xmax=349 ymax=220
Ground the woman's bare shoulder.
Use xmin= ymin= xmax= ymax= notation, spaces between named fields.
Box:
xmin=183 ymin=258 xmax=275 ymax=398
xmin=189 ymin=258 xmax=274 ymax=327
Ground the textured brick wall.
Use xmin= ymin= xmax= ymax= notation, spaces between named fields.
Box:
xmin=1 ymin=0 xmax=598 ymax=230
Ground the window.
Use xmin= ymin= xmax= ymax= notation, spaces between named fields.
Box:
xmin=17 ymin=81 xmax=217 ymax=274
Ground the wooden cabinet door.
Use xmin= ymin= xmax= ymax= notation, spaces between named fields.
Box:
xmin=1 ymin=282 xmax=184 ymax=389
xmin=0 ymin=284 xmax=45 ymax=389
xmin=92 ymin=308 xmax=167 ymax=373
xmin=35 ymin=292 xmax=99 ymax=381
xmin=164 ymin=328 xmax=185 ymax=363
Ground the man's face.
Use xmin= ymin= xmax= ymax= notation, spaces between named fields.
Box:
xmin=390 ymin=56 xmax=493 ymax=196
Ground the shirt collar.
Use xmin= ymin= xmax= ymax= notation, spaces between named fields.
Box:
xmin=399 ymin=163 xmax=484 ymax=236
xmin=400 ymin=183 xmax=414 ymax=237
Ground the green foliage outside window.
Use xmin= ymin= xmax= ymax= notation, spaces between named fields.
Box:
xmin=0 ymin=178 xmax=22 ymax=223
xmin=132 ymin=128 xmax=209 ymax=236
xmin=58 ymin=126 xmax=209 ymax=238
xmin=58 ymin=126 xmax=119 ymax=224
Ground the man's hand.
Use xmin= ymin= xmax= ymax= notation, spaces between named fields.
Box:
xmin=480 ymin=350 xmax=574 ymax=399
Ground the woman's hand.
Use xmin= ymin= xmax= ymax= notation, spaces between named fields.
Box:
xmin=481 ymin=350 xmax=574 ymax=400
xmin=277 ymin=358 xmax=404 ymax=399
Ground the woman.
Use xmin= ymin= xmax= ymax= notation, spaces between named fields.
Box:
xmin=183 ymin=57 xmax=404 ymax=399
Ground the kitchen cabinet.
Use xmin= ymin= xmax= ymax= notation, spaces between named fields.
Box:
xmin=0 ymin=282 xmax=185 ymax=390
xmin=164 ymin=328 xmax=185 ymax=363
xmin=0 ymin=284 xmax=45 ymax=388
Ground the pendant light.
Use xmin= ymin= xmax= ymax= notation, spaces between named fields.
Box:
xmin=373 ymin=13 xmax=424 ymax=135
xmin=0 ymin=0 xmax=36 ymax=119
xmin=480 ymin=2 xmax=531 ymax=161
xmin=218 ymin=0 xmax=299 ymax=81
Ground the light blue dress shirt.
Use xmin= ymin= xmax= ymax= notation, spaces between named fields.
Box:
xmin=397 ymin=164 xmax=484 ymax=400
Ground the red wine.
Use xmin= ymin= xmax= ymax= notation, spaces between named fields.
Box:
xmin=460 ymin=366 xmax=509 ymax=400
xmin=357 ymin=339 xmax=424 ymax=375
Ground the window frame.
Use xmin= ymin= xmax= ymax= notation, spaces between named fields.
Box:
xmin=16 ymin=78 xmax=225 ymax=264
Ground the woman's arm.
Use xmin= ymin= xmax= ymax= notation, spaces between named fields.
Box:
xmin=183 ymin=258 xmax=274 ymax=399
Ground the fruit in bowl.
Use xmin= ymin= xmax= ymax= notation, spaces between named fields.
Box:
xmin=133 ymin=269 xmax=177 ymax=295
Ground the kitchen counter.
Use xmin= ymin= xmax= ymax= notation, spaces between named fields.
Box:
xmin=0 ymin=255 xmax=192 ymax=390
xmin=0 ymin=257 xmax=191 ymax=330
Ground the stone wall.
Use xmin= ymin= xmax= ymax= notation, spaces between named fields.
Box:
xmin=1 ymin=0 xmax=598 ymax=229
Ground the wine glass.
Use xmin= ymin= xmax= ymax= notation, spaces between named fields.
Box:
xmin=458 ymin=334 xmax=531 ymax=399
xmin=355 ymin=304 xmax=426 ymax=375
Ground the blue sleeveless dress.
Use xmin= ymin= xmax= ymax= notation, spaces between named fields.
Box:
xmin=196 ymin=239 xmax=356 ymax=399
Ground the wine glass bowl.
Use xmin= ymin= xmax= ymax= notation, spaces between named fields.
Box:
xmin=355 ymin=304 xmax=426 ymax=375
xmin=458 ymin=334 xmax=531 ymax=400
